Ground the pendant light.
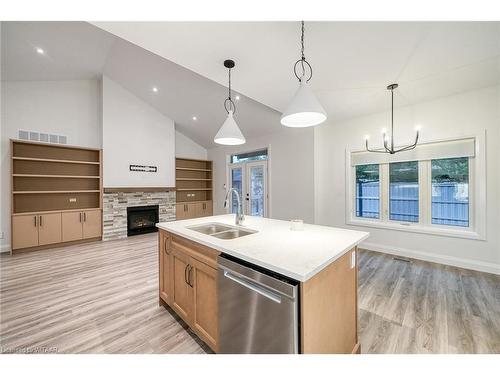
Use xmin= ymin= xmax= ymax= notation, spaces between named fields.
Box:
xmin=214 ymin=59 xmax=246 ymax=145
xmin=365 ymin=83 xmax=420 ymax=154
xmin=281 ymin=21 xmax=327 ymax=128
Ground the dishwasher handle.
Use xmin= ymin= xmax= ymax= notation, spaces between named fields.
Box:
xmin=223 ymin=270 xmax=282 ymax=304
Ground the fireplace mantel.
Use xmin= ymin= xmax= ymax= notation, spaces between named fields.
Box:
xmin=103 ymin=187 xmax=176 ymax=193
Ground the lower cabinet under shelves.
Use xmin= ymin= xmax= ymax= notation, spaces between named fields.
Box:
xmin=159 ymin=230 xmax=219 ymax=352
xmin=12 ymin=209 xmax=102 ymax=251
xmin=176 ymin=200 xmax=213 ymax=220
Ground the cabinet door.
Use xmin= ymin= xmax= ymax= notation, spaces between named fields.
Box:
xmin=170 ymin=245 xmax=193 ymax=323
xmin=176 ymin=203 xmax=187 ymax=220
xmin=82 ymin=210 xmax=101 ymax=239
xmin=38 ymin=213 xmax=62 ymax=246
xmin=199 ymin=201 xmax=213 ymax=217
xmin=12 ymin=215 xmax=39 ymax=249
xmin=186 ymin=203 xmax=198 ymax=219
xmin=190 ymin=257 xmax=218 ymax=352
xmin=62 ymin=212 xmax=83 ymax=242
xmin=159 ymin=231 xmax=172 ymax=304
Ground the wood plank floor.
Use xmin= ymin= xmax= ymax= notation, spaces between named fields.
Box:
xmin=1 ymin=234 xmax=499 ymax=354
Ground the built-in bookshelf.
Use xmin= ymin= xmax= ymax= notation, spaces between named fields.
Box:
xmin=10 ymin=140 xmax=103 ymax=253
xmin=175 ymin=158 xmax=213 ymax=219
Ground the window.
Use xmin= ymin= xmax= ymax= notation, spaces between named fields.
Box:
xmin=347 ymin=134 xmax=485 ymax=240
xmin=389 ymin=161 xmax=419 ymax=222
xmin=231 ymin=149 xmax=268 ymax=164
xmin=431 ymin=157 xmax=469 ymax=227
xmin=355 ymin=164 xmax=380 ymax=219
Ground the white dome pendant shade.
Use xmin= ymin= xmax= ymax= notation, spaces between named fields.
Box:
xmin=214 ymin=110 xmax=246 ymax=145
xmin=281 ymin=21 xmax=327 ymax=128
xmin=280 ymin=79 xmax=327 ymax=127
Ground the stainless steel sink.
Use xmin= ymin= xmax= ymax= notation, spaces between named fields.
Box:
xmin=211 ymin=229 xmax=256 ymax=239
xmin=187 ymin=223 xmax=234 ymax=235
xmin=187 ymin=222 xmax=257 ymax=239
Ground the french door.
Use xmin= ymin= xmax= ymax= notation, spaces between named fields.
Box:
xmin=228 ymin=161 xmax=268 ymax=217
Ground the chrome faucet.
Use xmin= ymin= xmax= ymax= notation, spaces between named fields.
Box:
xmin=224 ymin=188 xmax=245 ymax=225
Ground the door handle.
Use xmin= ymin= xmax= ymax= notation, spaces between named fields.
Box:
xmin=223 ymin=270 xmax=282 ymax=303
xmin=39 ymin=215 xmax=42 ymax=227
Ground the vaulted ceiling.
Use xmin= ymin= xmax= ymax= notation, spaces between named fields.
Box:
xmin=2 ymin=21 xmax=500 ymax=148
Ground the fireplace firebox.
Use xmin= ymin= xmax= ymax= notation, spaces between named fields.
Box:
xmin=127 ymin=205 xmax=159 ymax=236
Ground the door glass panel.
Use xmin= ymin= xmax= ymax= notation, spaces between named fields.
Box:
xmin=389 ymin=161 xmax=419 ymax=222
xmin=249 ymin=165 xmax=265 ymax=217
xmin=230 ymin=168 xmax=243 ymax=214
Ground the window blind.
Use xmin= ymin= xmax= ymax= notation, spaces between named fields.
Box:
xmin=351 ymin=137 xmax=475 ymax=166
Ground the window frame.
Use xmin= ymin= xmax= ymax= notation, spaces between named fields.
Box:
xmin=345 ymin=133 xmax=486 ymax=241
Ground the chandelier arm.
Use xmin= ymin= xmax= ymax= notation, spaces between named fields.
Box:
xmin=365 ymin=139 xmax=391 ymax=153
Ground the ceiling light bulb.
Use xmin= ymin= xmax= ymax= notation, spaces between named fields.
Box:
xmin=235 ymin=95 xmax=240 ymax=100
xmin=152 ymin=87 xmax=158 ymax=93
xmin=415 ymin=125 xmax=422 ymax=131
xmin=381 ymin=128 xmax=387 ymax=134
xmin=36 ymin=47 xmax=44 ymax=54
xmin=364 ymin=135 xmax=370 ymax=140
xmin=192 ymin=116 xmax=197 ymax=121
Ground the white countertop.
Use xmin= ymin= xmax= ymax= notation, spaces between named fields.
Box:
xmin=157 ymin=215 xmax=369 ymax=282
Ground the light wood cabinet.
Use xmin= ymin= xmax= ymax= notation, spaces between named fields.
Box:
xmin=83 ymin=210 xmax=101 ymax=239
xmin=62 ymin=209 xmax=101 ymax=242
xmin=12 ymin=215 xmax=39 ymax=249
xmin=170 ymin=246 xmax=192 ymax=324
xmin=159 ymin=230 xmax=219 ymax=352
xmin=190 ymin=257 xmax=218 ymax=350
xmin=12 ymin=213 xmax=62 ymax=249
xmin=159 ymin=231 xmax=172 ymax=304
xmin=62 ymin=212 xmax=83 ymax=242
xmin=38 ymin=213 xmax=62 ymax=246
xmin=195 ymin=201 xmax=213 ymax=217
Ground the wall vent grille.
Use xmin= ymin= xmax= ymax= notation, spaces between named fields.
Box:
xmin=18 ymin=130 xmax=68 ymax=145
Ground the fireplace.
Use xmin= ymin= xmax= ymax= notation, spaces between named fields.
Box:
xmin=127 ymin=205 xmax=159 ymax=236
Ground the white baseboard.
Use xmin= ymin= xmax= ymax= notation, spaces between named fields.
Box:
xmin=361 ymin=241 xmax=500 ymax=275
xmin=0 ymin=243 xmax=11 ymax=253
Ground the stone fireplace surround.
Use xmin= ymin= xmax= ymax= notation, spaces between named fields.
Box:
xmin=103 ymin=190 xmax=176 ymax=241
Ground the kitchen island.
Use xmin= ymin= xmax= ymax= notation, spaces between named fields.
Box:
xmin=157 ymin=214 xmax=369 ymax=354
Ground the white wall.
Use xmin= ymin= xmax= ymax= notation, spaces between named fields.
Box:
xmin=102 ymin=76 xmax=175 ymax=187
xmin=175 ymin=130 xmax=207 ymax=160
xmin=0 ymin=79 xmax=102 ymax=251
xmin=315 ymin=86 xmax=500 ymax=273
xmin=208 ymin=128 xmax=315 ymax=224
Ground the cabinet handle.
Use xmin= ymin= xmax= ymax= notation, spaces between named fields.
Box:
xmin=79 ymin=212 xmax=82 ymax=222
xmin=34 ymin=216 xmax=37 ymax=227
xmin=84 ymin=212 xmax=86 ymax=222
xmin=39 ymin=215 xmax=42 ymax=227
xmin=188 ymin=265 xmax=194 ymax=288
xmin=164 ymin=237 xmax=170 ymax=255
xmin=184 ymin=264 xmax=190 ymax=285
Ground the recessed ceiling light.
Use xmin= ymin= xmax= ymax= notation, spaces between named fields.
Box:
xmin=152 ymin=87 xmax=159 ymax=93
xmin=235 ymin=95 xmax=240 ymax=100
xmin=192 ymin=116 xmax=197 ymax=121
xmin=36 ymin=47 xmax=45 ymax=54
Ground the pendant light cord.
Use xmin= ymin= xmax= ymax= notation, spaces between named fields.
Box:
xmin=224 ymin=64 xmax=236 ymax=114
xmin=391 ymin=86 xmax=394 ymax=151
xmin=294 ymin=21 xmax=313 ymax=82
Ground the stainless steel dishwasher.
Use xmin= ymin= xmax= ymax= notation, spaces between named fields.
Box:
xmin=218 ymin=254 xmax=299 ymax=354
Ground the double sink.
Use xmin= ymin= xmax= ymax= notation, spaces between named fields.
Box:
xmin=187 ymin=222 xmax=257 ymax=240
